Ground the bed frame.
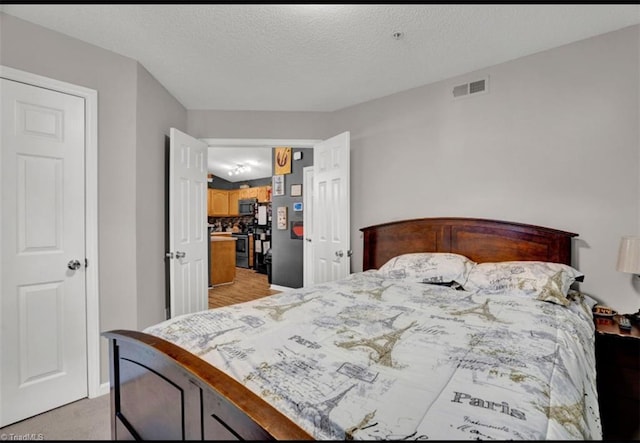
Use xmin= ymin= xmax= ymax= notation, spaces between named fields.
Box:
xmin=103 ymin=217 xmax=578 ymax=440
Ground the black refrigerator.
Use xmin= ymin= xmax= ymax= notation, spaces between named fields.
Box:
xmin=252 ymin=202 xmax=271 ymax=274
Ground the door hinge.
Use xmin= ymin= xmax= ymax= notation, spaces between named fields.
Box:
xmin=85 ymin=258 xmax=89 ymax=268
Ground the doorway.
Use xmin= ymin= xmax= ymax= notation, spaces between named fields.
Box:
xmin=204 ymin=138 xmax=321 ymax=290
xmin=203 ymin=134 xmax=350 ymax=289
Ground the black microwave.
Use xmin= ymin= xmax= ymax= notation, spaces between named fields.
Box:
xmin=238 ymin=198 xmax=256 ymax=216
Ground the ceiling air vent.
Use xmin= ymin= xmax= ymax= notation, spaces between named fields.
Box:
xmin=452 ymin=76 xmax=489 ymax=100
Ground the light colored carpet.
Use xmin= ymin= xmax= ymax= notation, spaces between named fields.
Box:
xmin=0 ymin=394 xmax=110 ymax=440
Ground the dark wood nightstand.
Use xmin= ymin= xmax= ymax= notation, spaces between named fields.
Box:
xmin=594 ymin=314 xmax=640 ymax=440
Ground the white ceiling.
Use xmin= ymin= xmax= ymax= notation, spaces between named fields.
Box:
xmin=4 ymin=4 xmax=640 ymax=180
xmin=208 ymin=147 xmax=273 ymax=182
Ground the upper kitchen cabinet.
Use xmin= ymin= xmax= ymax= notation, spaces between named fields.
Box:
xmin=238 ymin=187 xmax=257 ymax=200
xmin=256 ymin=186 xmax=271 ymax=203
xmin=228 ymin=190 xmax=240 ymax=216
xmin=208 ymin=185 xmax=271 ymax=217
xmin=209 ymin=189 xmax=229 ymax=216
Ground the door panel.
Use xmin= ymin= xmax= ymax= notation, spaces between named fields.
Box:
xmin=169 ymin=128 xmax=208 ymax=318
xmin=1 ymin=78 xmax=87 ymax=426
xmin=312 ymin=132 xmax=350 ymax=284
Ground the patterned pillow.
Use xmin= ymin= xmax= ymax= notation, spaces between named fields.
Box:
xmin=377 ymin=253 xmax=476 ymax=285
xmin=464 ymin=261 xmax=584 ymax=306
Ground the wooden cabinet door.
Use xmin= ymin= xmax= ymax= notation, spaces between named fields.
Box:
xmin=239 ymin=187 xmax=258 ymax=200
xmin=210 ymin=189 xmax=229 ymax=216
xmin=256 ymin=186 xmax=272 ymax=203
xmin=247 ymin=188 xmax=258 ymax=199
xmin=207 ymin=189 xmax=214 ymax=217
xmin=228 ymin=190 xmax=240 ymax=216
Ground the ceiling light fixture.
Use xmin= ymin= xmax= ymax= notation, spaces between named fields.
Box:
xmin=228 ymin=164 xmax=251 ymax=176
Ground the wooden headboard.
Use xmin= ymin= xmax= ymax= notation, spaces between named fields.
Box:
xmin=360 ymin=217 xmax=578 ymax=270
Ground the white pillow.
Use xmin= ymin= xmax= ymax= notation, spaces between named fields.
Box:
xmin=464 ymin=261 xmax=584 ymax=306
xmin=377 ymin=253 xmax=476 ymax=285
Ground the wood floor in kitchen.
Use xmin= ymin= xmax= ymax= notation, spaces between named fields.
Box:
xmin=208 ymin=267 xmax=280 ymax=309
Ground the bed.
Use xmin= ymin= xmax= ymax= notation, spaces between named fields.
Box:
xmin=103 ymin=217 xmax=602 ymax=440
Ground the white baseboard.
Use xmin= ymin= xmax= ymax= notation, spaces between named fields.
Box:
xmin=89 ymin=382 xmax=111 ymax=398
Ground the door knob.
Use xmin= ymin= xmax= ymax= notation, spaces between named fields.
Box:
xmin=67 ymin=259 xmax=82 ymax=270
xmin=175 ymin=251 xmax=186 ymax=259
xmin=335 ymin=250 xmax=344 ymax=257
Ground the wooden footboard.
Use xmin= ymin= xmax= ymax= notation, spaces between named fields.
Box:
xmin=103 ymin=330 xmax=313 ymax=440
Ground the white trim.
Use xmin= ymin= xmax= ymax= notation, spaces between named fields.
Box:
xmin=202 ymin=138 xmax=321 ymax=148
xmin=97 ymin=382 xmax=110 ymax=397
xmin=0 ymin=66 xmax=101 ymax=399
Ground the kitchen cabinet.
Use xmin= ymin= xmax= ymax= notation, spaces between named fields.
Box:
xmin=256 ymin=186 xmax=271 ymax=203
xmin=208 ymin=186 xmax=271 ymax=217
xmin=248 ymin=233 xmax=254 ymax=268
xmin=209 ymin=189 xmax=229 ymax=216
xmin=228 ymin=190 xmax=240 ymax=216
xmin=239 ymin=187 xmax=257 ymax=200
xmin=210 ymin=236 xmax=236 ymax=286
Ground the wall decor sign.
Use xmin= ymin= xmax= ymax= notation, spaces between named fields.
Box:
xmin=274 ymin=147 xmax=292 ymax=175
xmin=290 ymin=184 xmax=302 ymax=197
xmin=272 ymin=174 xmax=285 ymax=196
xmin=276 ymin=206 xmax=288 ymax=230
xmin=290 ymin=221 xmax=304 ymax=240
xmin=293 ymin=202 xmax=303 ymax=212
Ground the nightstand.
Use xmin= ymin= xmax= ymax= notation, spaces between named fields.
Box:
xmin=594 ymin=314 xmax=640 ymax=440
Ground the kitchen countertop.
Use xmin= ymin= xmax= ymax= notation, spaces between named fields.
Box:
xmin=210 ymin=236 xmax=237 ymax=242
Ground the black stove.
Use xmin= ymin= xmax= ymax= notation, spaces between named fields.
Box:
xmin=232 ymin=233 xmax=250 ymax=268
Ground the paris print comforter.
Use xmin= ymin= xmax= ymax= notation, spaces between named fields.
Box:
xmin=145 ymin=270 xmax=602 ymax=440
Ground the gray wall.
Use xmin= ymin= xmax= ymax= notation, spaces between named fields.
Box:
xmin=0 ymin=13 xmax=188 ymax=384
xmin=330 ymin=25 xmax=640 ymax=314
xmin=136 ymin=64 xmax=188 ymax=329
xmin=271 ymin=148 xmax=314 ymax=288
xmin=187 ymin=110 xmax=330 ymax=139
xmin=187 ymin=25 xmax=640 ymax=313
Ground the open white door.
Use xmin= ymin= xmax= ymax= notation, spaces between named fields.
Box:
xmin=1 ymin=79 xmax=87 ymax=426
xmin=303 ymin=166 xmax=314 ymax=287
xmin=312 ymin=132 xmax=351 ymax=284
xmin=168 ymin=128 xmax=208 ymax=318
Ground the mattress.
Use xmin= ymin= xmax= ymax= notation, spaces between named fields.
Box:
xmin=145 ymin=270 xmax=601 ymax=440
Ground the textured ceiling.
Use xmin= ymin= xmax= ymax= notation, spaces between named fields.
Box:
xmin=4 ymin=4 xmax=639 ymax=181
xmin=4 ymin=4 xmax=639 ymax=113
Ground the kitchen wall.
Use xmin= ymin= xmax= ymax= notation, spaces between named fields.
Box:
xmin=208 ymin=176 xmax=272 ymax=190
xmin=271 ymin=148 xmax=314 ymax=288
